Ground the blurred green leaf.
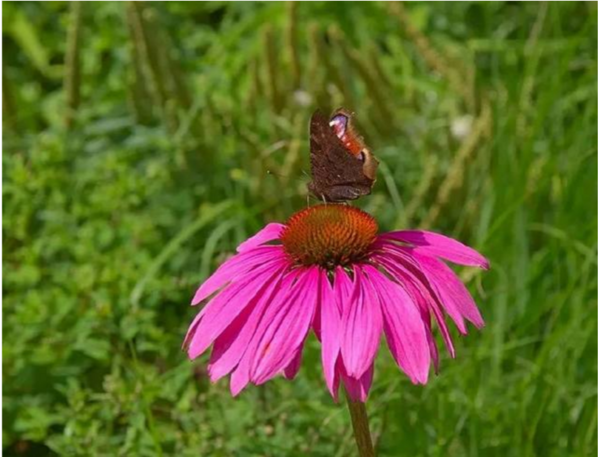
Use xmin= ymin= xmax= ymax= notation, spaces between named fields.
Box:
xmin=5 ymin=9 xmax=62 ymax=79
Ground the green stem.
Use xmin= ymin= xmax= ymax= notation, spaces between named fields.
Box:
xmin=346 ymin=396 xmax=375 ymax=457
xmin=64 ymin=1 xmax=83 ymax=129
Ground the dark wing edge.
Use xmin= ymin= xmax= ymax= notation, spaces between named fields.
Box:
xmin=308 ymin=109 xmax=375 ymax=201
xmin=309 ymin=110 xmax=371 ymax=183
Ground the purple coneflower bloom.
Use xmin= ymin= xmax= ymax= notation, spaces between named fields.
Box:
xmin=184 ymin=204 xmax=488 ymax=402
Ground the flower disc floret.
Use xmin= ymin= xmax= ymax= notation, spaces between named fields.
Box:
xmin=281 ymin=204 xmax=378 ymax=269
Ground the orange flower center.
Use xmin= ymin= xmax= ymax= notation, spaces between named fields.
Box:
xmin=281 ymin=204 xmax=378 ymax=269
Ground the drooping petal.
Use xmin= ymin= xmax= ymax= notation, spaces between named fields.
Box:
xmin=413 ymin=252 xmax=485 ymax=329
xmin=251 ymin=268 xmax=320 ymax=384
xmin=364 ymin=265 xmax=430 ymax=384
xmin=339 ymin=358 xmax=374 ymax=403
xmin=423 ymin=308 xmax=439 ymax=373
xmin=374 ymin=241 xmax=464 ymax=345
xmin=229 ymin=364 xmax=250 ymax=397
xmin=382 ymin=230 xmax=489 ymax=269
xmin=319 ymin=268 xmax=342 ymax=398
xmin=333 ymin=266 xmax=353 ymax=313
xmin=187 ymin=261 xmax=287 ymax=359
xmin=182 ymin=308 xmax=205 ymax=349
xmin=207 ymin=269 xmax=286 ymax=382
xmin=185 ymin=275 xmax=258 ymax=352
xmin=370 ymin=255 xmax=440 ymax=371
xmin=283 ymin=345 xmax=304 ymax=380
xmin=381 ymin=243 xmax=476 ymax=334
xmin=340 ymin=266 xmax=383 ymax=379
xmin=312 ymin=292 xmax=322 ymax=341
xmin=229 ymin=271 xmax=301 ymax=396
xmin=409 ymin=305 xmax=439 ymax=374
xmin=207 ymin=306 xmax=253 ymax=382
xmin=192 ymin=246 xmax=287 ymax=305
xmin=331 ymin=372 xmax=341 ymax=402
xmin=237 ymin=223 xmax=286 ymax=253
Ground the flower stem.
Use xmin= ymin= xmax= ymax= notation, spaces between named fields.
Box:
xmin=346 ymin=396 xmax=375 ymax=457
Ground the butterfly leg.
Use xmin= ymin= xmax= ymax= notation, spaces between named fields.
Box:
xmin=323 ymin=186 xmax=369 ymax=202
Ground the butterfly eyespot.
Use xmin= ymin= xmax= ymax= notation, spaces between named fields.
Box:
xmin=308 ymin=108 xmax=378 ymax=202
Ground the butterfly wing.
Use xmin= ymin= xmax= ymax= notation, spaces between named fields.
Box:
xmin=308 ymin=110 xmax=375 ymax=202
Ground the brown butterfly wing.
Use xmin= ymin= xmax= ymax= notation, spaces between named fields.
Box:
xmin=308 ymin=110 xmax=374 ymax=202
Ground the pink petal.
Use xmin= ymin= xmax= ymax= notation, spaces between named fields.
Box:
xmin=374 ymin=242 xmax=462 ymax=348
xmin=413 ymin=252 xmax=485 ymax=329
xmin=312 ymin=310 xmax=321 ymax=341
xmin=182 ymin=309 xmax=204 ymax=349
xmin=207 ymin=269 xmax=286 ymax=382
xmin=229 ymin=271 xmax=301 ymax=396
xmin=319 ymin=268 xmax=343 ymax=397
xmin=251 ymin=268 xmax=320 ymax=384
xmin=365 ymin=265 xmax=430 ymax=384
xmin=370 ymin=255 xmax=439 ymax=371
xmin=331 ymin=367 xmax=341 ymax=402
xmin=192 ymin=246 xmax=286 ymax=305
xmin=380 ymin=243 xmax=467 ymax=333
xmin=187 ymin=261 xmax=287 ymax=359
xmin=333 ymin=266 xmax=354 ymax=313
xmin=339 ymin=359 xmax=374 ymax=403
xmin=382 ymin=230 xmax=489 ymax=269
xmin=340 ymin=266 xmax=383 ymax=379
xmin=207 ymin=305 xmax=254 ymax=382
xmin=283 ymin=345 xmax=303 ymax=380
xmin=413 ymin=300 xmax=439 ymax=373
xmin=237 ymin=223 xmax=286 ymax=253
xmin=423 ymin=309 xmax=439 ymax=373
xmin=229 ymin=364 xmax=250 ymax=397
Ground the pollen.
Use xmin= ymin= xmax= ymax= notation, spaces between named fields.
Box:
xmin=281 ymin=204 xmax=378 ymax=269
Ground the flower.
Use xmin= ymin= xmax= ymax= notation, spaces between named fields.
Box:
xmin=184 ymin=204 xmax=489 ymax=401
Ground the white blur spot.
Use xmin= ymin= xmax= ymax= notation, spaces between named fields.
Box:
xmin=451 ymin=115 xmax=474 ymax=140
xmin=293 ymin=90 xmax=312 ymax=107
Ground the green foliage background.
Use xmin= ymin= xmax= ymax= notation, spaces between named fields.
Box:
xmin=3 ymin=2 xmax=597 ymax=456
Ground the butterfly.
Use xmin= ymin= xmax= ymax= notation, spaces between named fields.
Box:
xmin=307 ymin=108 xmax=379 ymax=202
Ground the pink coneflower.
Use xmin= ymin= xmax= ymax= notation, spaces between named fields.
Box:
xmin=184 ymin=204 xmax=488 ymax=402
